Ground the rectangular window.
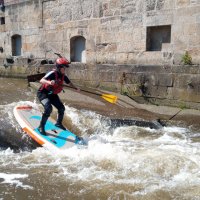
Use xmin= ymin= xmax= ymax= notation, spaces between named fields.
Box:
xmin=0 ymin=17 xmax=5 ymax=25
xmin=146 ymin=25 xmax=171 ymax=51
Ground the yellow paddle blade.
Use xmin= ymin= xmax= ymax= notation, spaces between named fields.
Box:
xmin=101 ymin=94 xmax=118 ymax=103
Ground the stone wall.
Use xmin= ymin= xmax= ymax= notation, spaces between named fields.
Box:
xmin=66 ymin=63 xmax=200 ymax=109
xmin=1 ymin=62 xmax=200 ymax=109
xmin=0 ymin=0 xmax=199 ymax=65
xmin=0 ymin=0 xmax=200 ymax=108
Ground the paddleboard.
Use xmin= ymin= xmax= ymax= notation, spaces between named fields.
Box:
xmin=13 ymin=105 xmax=86 ymax=151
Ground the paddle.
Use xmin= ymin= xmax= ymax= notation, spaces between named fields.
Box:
xmin=62 ymin=84 xmax=118 ymax=104
xmin=27 ymin=73 xmax=118 ymax=104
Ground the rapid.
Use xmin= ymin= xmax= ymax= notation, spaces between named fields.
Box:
xmin=0 ymin=78 xmax=200 ymax=200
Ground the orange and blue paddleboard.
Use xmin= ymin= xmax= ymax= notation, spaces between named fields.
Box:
xmin=13 ymin=105 xmax=85 ymax=151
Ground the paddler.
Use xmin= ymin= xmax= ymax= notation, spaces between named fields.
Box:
xmin=37 ymin=57 xmax=80 ymax=135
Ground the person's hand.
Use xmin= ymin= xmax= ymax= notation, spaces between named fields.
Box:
xmin=50 ymin=80 xmax=55 ymax=85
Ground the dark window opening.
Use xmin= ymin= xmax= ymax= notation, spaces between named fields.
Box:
xmin=6 ymin=58 xmax=14 ymax=64
xmin=146 ymin=25 xmax=171 ymax=51
xmin=11 ymin=34 xmax=22 ymax=56
xmin=70 ymin=36 xmax=86 ymax=62
xmin=1 ymin=17 xmax=5 ymax=25
xmin=0 ymin=0 xmax=5 ymax=12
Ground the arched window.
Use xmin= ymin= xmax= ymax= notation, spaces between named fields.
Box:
xmin=11 ymin=34 xmax=22 ymax=56
xmin=70 ymin=36 xmax=86 ymax=63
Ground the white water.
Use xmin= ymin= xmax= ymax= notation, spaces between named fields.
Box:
xmin=0 ymin=101 xmax=200 ymax=199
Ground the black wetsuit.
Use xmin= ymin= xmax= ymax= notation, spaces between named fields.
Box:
xmin=37 ymin=70 xmax=70 ymax=127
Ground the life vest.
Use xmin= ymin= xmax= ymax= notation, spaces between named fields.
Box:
xmin=40 ymin=71 xmax=64 ymax=94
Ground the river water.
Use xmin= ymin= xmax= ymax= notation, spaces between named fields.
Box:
xmin=0 ymin=78 xmax=200 ymax=200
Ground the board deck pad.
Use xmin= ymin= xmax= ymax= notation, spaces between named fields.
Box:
xmin=14 ymin=105 xmax=85 ymax=151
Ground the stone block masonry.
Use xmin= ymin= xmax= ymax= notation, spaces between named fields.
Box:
xmin=0 ymin=0 xmax=199 ymax=64
xmin=0 ymin=0 xmax=200 ymax=108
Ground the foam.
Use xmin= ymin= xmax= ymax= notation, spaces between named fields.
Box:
xmin=1 ymin=101 xmax=200 ymax=198
xmin=0 ymin=173 xmax=33 ymax=189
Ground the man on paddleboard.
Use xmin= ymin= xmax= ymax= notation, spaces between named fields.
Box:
xmin=37 ymin=57 xmax=80 ymax=135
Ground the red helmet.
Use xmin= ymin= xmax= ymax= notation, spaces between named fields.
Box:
xmin=56 ymin=57 xmax=70 ymax=68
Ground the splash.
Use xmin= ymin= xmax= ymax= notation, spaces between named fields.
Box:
xmin=0 ymin=173 xmax=33 ymax=189
xmin=0 ymin=101 xmax=200 ymax=199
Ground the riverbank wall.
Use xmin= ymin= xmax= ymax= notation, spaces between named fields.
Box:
xmin=1 ymin=61 xmax=200 ymax=110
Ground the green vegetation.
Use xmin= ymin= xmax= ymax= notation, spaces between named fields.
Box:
xmin=181 ymin=51 xmax=192 ymax=65
xmin=179 ymin=103 xmax=187 ymax=110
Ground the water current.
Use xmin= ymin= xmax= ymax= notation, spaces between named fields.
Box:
xmin=0 ymin=78 xmax=200 ymax=200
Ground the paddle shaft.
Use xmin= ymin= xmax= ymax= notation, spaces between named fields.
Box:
xmin=27 ymin=74 xmax=103 ymax=97
xmin=62 ymin=84 xmax=102 ymax=96
xmin=27 ymin=74 xmax=117 ymax=103
xmin=63 ymin=85 xmax=117 ymax=103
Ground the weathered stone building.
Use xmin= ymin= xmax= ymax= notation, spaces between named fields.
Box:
xmin=0 ymin=0 xmax=200 ymax=108
xmin=1 ymin=0 xmax=200 ymax=64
